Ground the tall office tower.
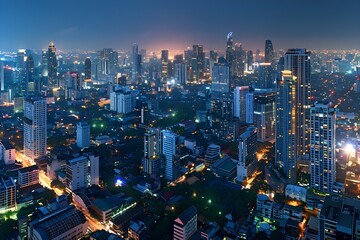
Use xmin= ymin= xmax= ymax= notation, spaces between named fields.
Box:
xmin=84 ymin=57 xmax=91 ymax=81
xmin=264 ymin=40 xmax=274 ymax=64
xmin=17 ymin=49 xmax=26 ymax=69
xmin=144 ymin=130 xmax=158 ymax=159
xmin=0 ymin=62 xmax=4 ymax=91
xmin=65 ymin=71 xmax=82 ymax=100
xmin=284 ymin=48 xmax=311 ymax=164
xmin=204 ymin=144 xmax=221 ymax=167
xmin=209 ymin=50 xmax=217 ymax=61
xmin=47 ymin=42 xmax=58 ymax=87
xmin=275 ymin=71 xmax=297 ymax=180
xmin=96 ymin=48 xmax=118 ymax=81
xmin=24 ymin=55 xmax=35 ymax=94
xmin=89 ymin=154 xmax=99 ymax=186
xmin=233 ymin=86 xmax=253 ymax=123
xmin=233 ymin=43 xmax=246 ymax=77
xmin=211 ymin=57 xmax=230 ymax=93
xmin=142 ymin=129 xmax=161 ymax=175
xmin=174 ymin=63 xmax=187 ymax=85
xmin=258 ymin=63 xmax=273 ymax=89
xmin=210 ymin=92 xmax=236 ymax=140
xmin=161 ymin=50 xmax=169 ymax=79
xmin=110 ymin=87 xmax=136 ymax=114
xmin=184 ymin=48 xmax=193 ymax=65
xmin=253 ymin=92 xmax=275 ymax=142
xmin=191 ymin=45 xmax=204 ymax=83
xmin=310 ymin=102 xmax=336 ymax=193
xmin=41 ymin=50 xmax=48 ymax=78
xmin=173 ymin=54 xmax=183 ymax=64
xmin=162 ymin=130 xmax=179 ymax=181
xmin=0 ymin=176 xmax=16 ymax=212
xmin=23 ymin=97 xmax=47 ymax=162
xmin=66 ymin=156 xmax=88 ymax=191
xmin=173 ymin=206 xmax=197 ymax=240
xmin=132 ymin=44 xmax=142 ymax=83
xmin=246 ymin=50 xmax=254 ymax=71
xmin=76 ymin=122 xmax=90 ymax=148
xmin=225 ymin=32 xmax=234 ymax=74
xmin=28 ymin=205 xmax=88 ymax=240
xmin=237 ymin=127 xmax=258 ymax=182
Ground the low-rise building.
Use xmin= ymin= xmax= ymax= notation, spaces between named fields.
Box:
xmin=18 ymin=165 xmax=39 ymax=188
xmin=174 ymin=205 xmax=197 ymax=240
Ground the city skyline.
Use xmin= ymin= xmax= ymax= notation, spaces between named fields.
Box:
xmin=1 ymin=0 xmax=360 ymax=51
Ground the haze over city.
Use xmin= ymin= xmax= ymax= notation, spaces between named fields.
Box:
xmin=2 ymin=0 xmax=360 ymax=51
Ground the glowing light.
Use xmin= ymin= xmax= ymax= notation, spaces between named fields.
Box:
xmin=345 ymin=143 xmax=355 ymax=153
xmin=115 ymin=179 xmax=123 ymax=187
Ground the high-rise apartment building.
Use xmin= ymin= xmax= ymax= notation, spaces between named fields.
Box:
xmin=23 ymin=96 xmax=47 ymax=162
xmin=0 ymin=176 xmax=16 ymax=213
xmin=162 ymin=130 xmax=179 ymax=181
xmin=191 ymin=45 xmax=204 ymax=83
xmin=275 ymin=71 xmax=297 ymax=180
xmin=84 ymin=57 xmax=92 ymax=81
xmin=264 ymin=40 xmax=274 ymax=64
xmin=253 ymin=92 xmax=275 ymax=142
xmin=77 ymin=122 xmax=90 ymax=149
xmin=233 ymin=86 xmax=253 ymax=123
xmin=237 ymin=127 xmax=258 ymax=182
xmin=284 ymin=48 xmax=311 ymax=163
xmin=47 ymin=42 xmax=57 ymax=87
xmin=310 ymin=102 xmax=336 ymax=193
xmin=66 ymin=156 xmax=88 ymax=191
xmin=211 ymin=58 xmax=230 ymax=93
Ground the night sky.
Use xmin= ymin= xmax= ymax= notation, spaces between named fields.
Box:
xmin=1 ymin=0 xmax=360 ymax=51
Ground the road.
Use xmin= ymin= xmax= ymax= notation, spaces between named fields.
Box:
xmin=16 ymin=150 xmax=104 ymax=233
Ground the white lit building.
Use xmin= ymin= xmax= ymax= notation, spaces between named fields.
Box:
xmin=77 ymin=122 xmax=90 ymax=148
xmin=310 ymin=101 xmax=336 ymax=193
xmin=23 ymin=97 xmax=47 ymax=162
xmin=234 ymin=86 xmax=253 ymax=123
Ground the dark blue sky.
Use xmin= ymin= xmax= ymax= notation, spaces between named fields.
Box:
xmin=1 ymin=0 xmax=360 ymax=51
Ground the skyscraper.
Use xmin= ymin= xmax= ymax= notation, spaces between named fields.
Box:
xmin=233 ymin=86 xmax=253 ymax=123
xmin=23 ymin=96 xmax=47 ymax=162
xmin=89 ymin=154 xmax=99 ymax=186
xmin=77 ymin=122 xmax=90 ymax=149
xmin=162 ymin=130 xmax=179 ymax=181
xmin=233 ymin=43 xmax=246 ymax=77
xmin=0 ymin=62 xmax=4 ymax=91
xmin=96 ymin=48 xmax=118 ymax=82
xmin=258 ymin=63 xmax=273 ymax=89
xmin=237 ymin=127 xmax=258 ymax=182
xmin=284 ymin=48 xmax=311 ymax=164
xmin=253 ymin=92 xmax=275 ymax=142
xmin=174 ymin=63 xmax=187 ymax=85
xmin=246 ymin=50 xmax=254 ymax=71
xmin=84 ymin=57 xmax=91 ymax=81
xmin=275 ymin=71 xmax=297 ymax=180
xmin=47 ymin=42 xmax=57 ymax=87
xmin=310 ymin=102 xmax=336 ymax=193
xmin=25 ymin=55 xmax=35 ymax=94
xmin=211 ymin=57 xmax=230 ymax=93
xmin=264 ymin=40 xmax=274 ymax=64
xmin=142 ymin=129 xmax=161 ymax=175
xmin=132 ymin=44 xmax=142 ymax=83
xmin=191 ymin=45 xmax=204 ymax=83
xmin=225 ymin=32 xmax=234 ymax=74
xmin=161 ymin=50 xmax=169 ymax=79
